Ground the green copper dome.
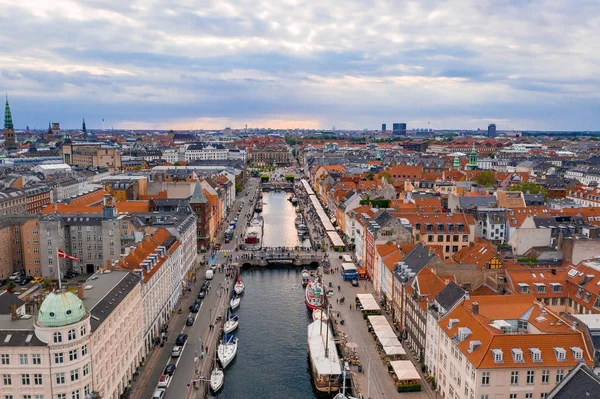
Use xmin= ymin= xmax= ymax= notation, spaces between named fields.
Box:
xmin=38 ymin=291 xmax=86 ymax=327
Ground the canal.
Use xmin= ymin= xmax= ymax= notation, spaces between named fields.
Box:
xmin=218 ymin=191 xmax=324 ymax=398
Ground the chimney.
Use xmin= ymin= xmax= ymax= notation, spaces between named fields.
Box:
xmin=472 ymin=302 xmax=479 ymax=316
xmin=10 ymin=304 xmax=17 ymax=320
xmin=77 ymin=285 xmax=85 ymax=300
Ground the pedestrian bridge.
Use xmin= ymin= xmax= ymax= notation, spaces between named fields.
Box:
xmin=236 ymin=250 xmax=328 ymax=268
xmin=260 ymin=182 xmax=294 ymax=192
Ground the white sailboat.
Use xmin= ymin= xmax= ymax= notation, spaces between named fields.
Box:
xmin=234 ymin=278 xmax=245 ymax=295
xmin=210 ymin=354 xmax=224 ymax=393
xmin=334 ymin=364 xmax=358 ymax=399
xmin=230 ymin=295 xmax=241 ymax=311
xmin=217 ymin=335 xmax=238 ymax=368
xmin=224 ymin=306 xmax=239 ymax=334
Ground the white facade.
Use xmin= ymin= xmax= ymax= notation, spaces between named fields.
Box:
xmin=184 ymin=144 xmax=229 ymax=162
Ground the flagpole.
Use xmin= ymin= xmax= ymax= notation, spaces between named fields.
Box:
xmin=56 ymin=249 xmax=62 ymax=291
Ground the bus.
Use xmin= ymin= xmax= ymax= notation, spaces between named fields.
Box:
xmin=342 ymin=263 xmax=359 ymax=281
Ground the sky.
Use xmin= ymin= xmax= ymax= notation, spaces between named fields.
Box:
xmin=1 ymin=0 xmax=599 ymax=131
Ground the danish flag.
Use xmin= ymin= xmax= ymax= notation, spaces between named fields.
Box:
xmin=57 ymin=249 xmax=79 ymax=261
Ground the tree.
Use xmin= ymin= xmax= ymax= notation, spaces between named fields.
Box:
xmin=379 ymin=171 xmax=392 ymax=184
xmin=473 ymin=170 xmax=495 ymax=187
xmin=173 ymin=162 xmax=181 ymax=166
xmin=508 ymin=182 xmax=548 ymax=198
xmin=365 ymin=172 xmax=375 ymax=181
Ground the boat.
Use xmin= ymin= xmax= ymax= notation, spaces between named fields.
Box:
xmin=224 ymin=315 xmax=239 ymax=334
xmin=254 ymin=202 xmax=263 ymax=213
xmin=210 ymin=354 xmax=224 ymax=393
xmin=312 ymin=308 xmax=328 ymax=322
xmin=305 ymin=280 xmax=325 ymax=311
xmin=230 ymin=295 xmax=241 ymax=311
xmin=234 ymin=278 xmax=245 ymax=295
xmin=244 ymin=217 xmax=263 ymax=250
xmin=297 ymin=223 xmax=307 ymax=237
xmin=291 ymin=197 xmax=298 ymax=205
xmin=217 ymin=335 xmax=238 ymax=369
xmin=301 ymin=270 xmax=311 ymax=287
xmin=295 ymin=215 xmax=303 ymax=227
xmin=307 ymin=319 xmax=342 ymax=393
xmin=334 ymin=364 xmax=358 ymax=399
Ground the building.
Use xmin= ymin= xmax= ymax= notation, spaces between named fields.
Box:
xmin=488 ymin=124 xmax=497 ymax=138
xmin=0 ymin=188 xmax=27 ymax=215
xmin=0 ymin=270 xmax=144 ymax=399
xmin=382 ymin=123 xmax=387 ymax=132
xmin=0 ymin=216 xmax=42 ymax=279
xmin=430 ymin=295 xmax=594 ymax=399
xmin=249 ymin=141 xmax=290 ymax=165
xmin=24 ymin=186 xmax=52 ymax=214
xmin=3 ymin=96 xmax=16 ymax=150
xmin=61 ymin=143 xmax=122 ymax=171
xmin=104 ymin=180 xmax=140 ymax=201
xmin=393 ymin=123 xmax=407 ymax=136
xmin=184 ymin=143 xmax=229 ymax=162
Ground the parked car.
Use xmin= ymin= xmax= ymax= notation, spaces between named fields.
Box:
xmin=197 ymin=290 xmax=205 ymax=299
xmin=202 ymin=281 xmax=210 ymax=290
xmin=171 ymin=346 xmax=182 ymax=357
xmin=18 ymin=277 xmax=29 ymax=286
xmin=186 ymin=317 xmax=194 ymax=326
xmin=32 ymin=277 xmax=44 ymax=283
xmin=214 ymin=243 xmax=221 ymax=250
xmin=164 ymin=364 xmax=176 ymax=376
xmin=152 ymin=388 xmax=166 ymax=399
xmin=9 ymin=272 xmax=23 ymax=281
xmin=176 ymin=334 xmax=188 ymax=346
xmin=351 ymin=279 xmax=359 ymax=287
xmin=157 ymin=374 xmax=171 ymax=388
xmin=205 ymin=270 xmax=214 ymax=280
xmin=191 ymin=303 xmax=200 ymax=313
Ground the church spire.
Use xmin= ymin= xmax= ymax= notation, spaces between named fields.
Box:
xmin=4 ymin=95 xmax=13 ymax=130
xmin=467 ymin=144 xmax=478 ymax=170
xmin=82 ymin=117 xmax=87 ymax=133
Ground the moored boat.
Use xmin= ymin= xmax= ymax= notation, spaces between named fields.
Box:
xmin=312 ymin=308 xmax=328 ymax=322
xmin=307 ymin=320 xmax=342 ymax=393
xmin=244 ymin=217 xmax=263 ymax=250
xmin=210 ymin=353 xmax=224 ymax=393
xmin=230 ymin=295 xmax=241 ymax=311
xmin=301 ymin=269 xmax=310 ymax=286
xmin=305 ymin=280 xmax=324 ymax=311
xmin=224 ymin=316 xmax=239 ymax=334
xmin=217 ymin=336 xmax=238 ymax=369
xmin=291 ymin=197 xmax=298 ymax=205
xmin=234 ymin=278 xmax=245 ymax=295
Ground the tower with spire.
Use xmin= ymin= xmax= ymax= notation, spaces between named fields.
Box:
xmin=3 ymin=95 xmax=17 ymax=149
xmin=82 ymin=117 xmax=87 ymax=134
xmin=466 ymin=144 xmax=478 ymax=170
xmin=453 ymin=153 xmax=461 ymax=169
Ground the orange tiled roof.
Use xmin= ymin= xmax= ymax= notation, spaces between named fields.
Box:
xmin=120 ymin=228 xmax=174 ymax=283
xmin=452 ymin=238 xmax=499 ymax=269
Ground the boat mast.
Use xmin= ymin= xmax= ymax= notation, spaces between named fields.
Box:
xmin=325 ymin=306 xmax=329 ymax=358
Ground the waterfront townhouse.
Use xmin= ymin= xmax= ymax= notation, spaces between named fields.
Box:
xmin=375 ymin=242 xmax=403 ymax=308
xmin=119 ymin=227 xmax=182 ymax=354
xmin=432 ymin=295 xmax=593 ymax=399
xmin=0 ymin=270 xmax=143 ymax=399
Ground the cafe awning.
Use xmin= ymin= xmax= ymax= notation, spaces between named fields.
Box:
xmin=389 ymin=360 xmax=421 ymax=382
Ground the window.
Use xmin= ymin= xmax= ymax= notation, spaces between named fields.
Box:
xmin=3 ymin=374 xmax=11 ymax=385
xmin=80 ymin=325 xmax=86 ymax=336
xmin=481 ymin=395 xmax=489 ymax=399
xmin=526 ymin=370 xmax=535 ymax=385
xmin=510 ymin=371 xmax=519 ymax=385
xmin=58 ymin=395 xmax=66 ymax=399
xmin=82 ymin=364 xmax=89 ymax=377
xmin=84 ymin=385 xmax=90 ymax=397
xmin=510 ymin=395 xmax=517 ymax=399
xmin=69 ymin=350 xmax=77 ymax=361
xmin=21 ymin=374 xmax=30 ymax=385
xmin=556 ymin=369 xmax=564 ymax=383
xmin=541 ymin=369 xmax=550 ymax=384
xmin=540 ymin=394 xmax=548 ymax=399
xmin=54 ymin=353 xmax=63 ymax=364
xmin=23 ymin=396 xmax=31 ymax=399
xmin=53 ymin=332 xmax=62 ymax=343
xmin=81 ymin=345 xmax=87 ymax=357
xmin=1 ymin=354 xmax=9 ymax=365
xmin=19 ymin=354 xmax=28 ymax=365
xmin=72 ymin=390 xmax=80 ymax=399
xmin=530 ymin=348 xmax=542 ymax=362
xmin=67 ymin=329 xmax=76 ymax=341
xmin=525 ymin=394 xmax=532 ymax=399
xmin=32 ymin=354 xmax=41 ymax=365
xmin=70 ymin=369 xmax=79 ymax=382
xmin=5 ymin=396 xmax=12 ymax=399
xmin=33 ymin=374 xmax=42 ymax=385
xmin=56 ymin=373 xmax=65 ymax=385
xmin=481 ymin=371 xmax=490 ymax=386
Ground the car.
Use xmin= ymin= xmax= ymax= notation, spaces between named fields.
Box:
xmin=191 ymin=303 xmax=200 ymax=313
xmin=18 ymin=277 xmax=28 ymax=286
xmin=32 ymin=277 xmax=44 ymax=283
xmin=211 ymin=264 xmax=218 ymax=271
xmin=9 ymin=272 xmax=23 ymax=281
xmin=171 ymin=346 xmax=182 ymax=357
xmin=202 ymin=281 xmax=210 ymax=290
xmin=164 ymin=364 xmax=176 ymax=376
xmin=186 ymin=317 xmax=194 ymax=326
xmin=205 ymin=270 xmax=214 ymax=280
xmin=197 ymin=290 xmax=205 ymax=299
xmin=193 ymin=299 xmax=201 ymax=307
xmin=214 ymin=243 xmax=221 ymax=250
xmin=157 ymin=374 xmax=171 ymax=388
xmin=175 ymin=334 xmax=188 ymax=345
xmin=351 ymin=279 xmax=359 ymax=287
xmin=152 ymin=388 xmax=166 ymax=399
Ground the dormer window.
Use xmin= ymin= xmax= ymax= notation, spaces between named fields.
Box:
xmin=534 ymin=283 xmax=546 ymax=293
xmin=518 ymin=283 xmax=530 ymax=294
xmin=448 ymin=318 xmax=459 ymax=329
xmin=468 ymin=340 xmax=481 ymax=353
xmin=554 ymin=347 xmax=566 ymax=362
xmin=530 ymin=348 xmax=542 ymax=362
xmin=512 ymin=348 xmax=524 ymax=363
xmin=492 ymin=349 xmax=503 ymax=363
xmin=458 ymin=327 xmax=472 ymax=342
xmin=584 ymin=292 xmax=591 ymax=303
xmin=571 ymin=347 xmax=583 ymax=361
xmin=550 ymin=283 xmax=562 ymax=293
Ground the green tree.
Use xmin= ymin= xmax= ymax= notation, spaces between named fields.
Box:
xmin=473 ymin=170 xmax=495 ymax=187
xmin=508 ymin=182 xmax=548 ymax=198
xmin=173 ymin=162 xmax=181 ymax=166
xmin=365 ymin=172 xmax=375 ymax=181
xmin=379 ymin=171 xmax=392 ymax=184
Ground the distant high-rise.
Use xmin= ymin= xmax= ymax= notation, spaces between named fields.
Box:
xmin=488 ymin=124 xmax=497 ymax=138
xmin=392 ymin=123 xmax=407 ymax=135
xmin=3 ymin=95 xmax=16 ymax=149
xmin=382 ymin=123 xmax=386 ymax=132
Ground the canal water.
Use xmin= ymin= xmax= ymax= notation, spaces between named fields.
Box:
xmin=218 ymin=191 xmax=325 ymax=398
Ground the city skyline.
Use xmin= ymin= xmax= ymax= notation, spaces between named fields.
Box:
xmin=1 ymin=0 xmax=599 ymax=131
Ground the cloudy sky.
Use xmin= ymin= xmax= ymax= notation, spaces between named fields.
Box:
xmin=1 ymin=0 xmax=599 ymax=131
